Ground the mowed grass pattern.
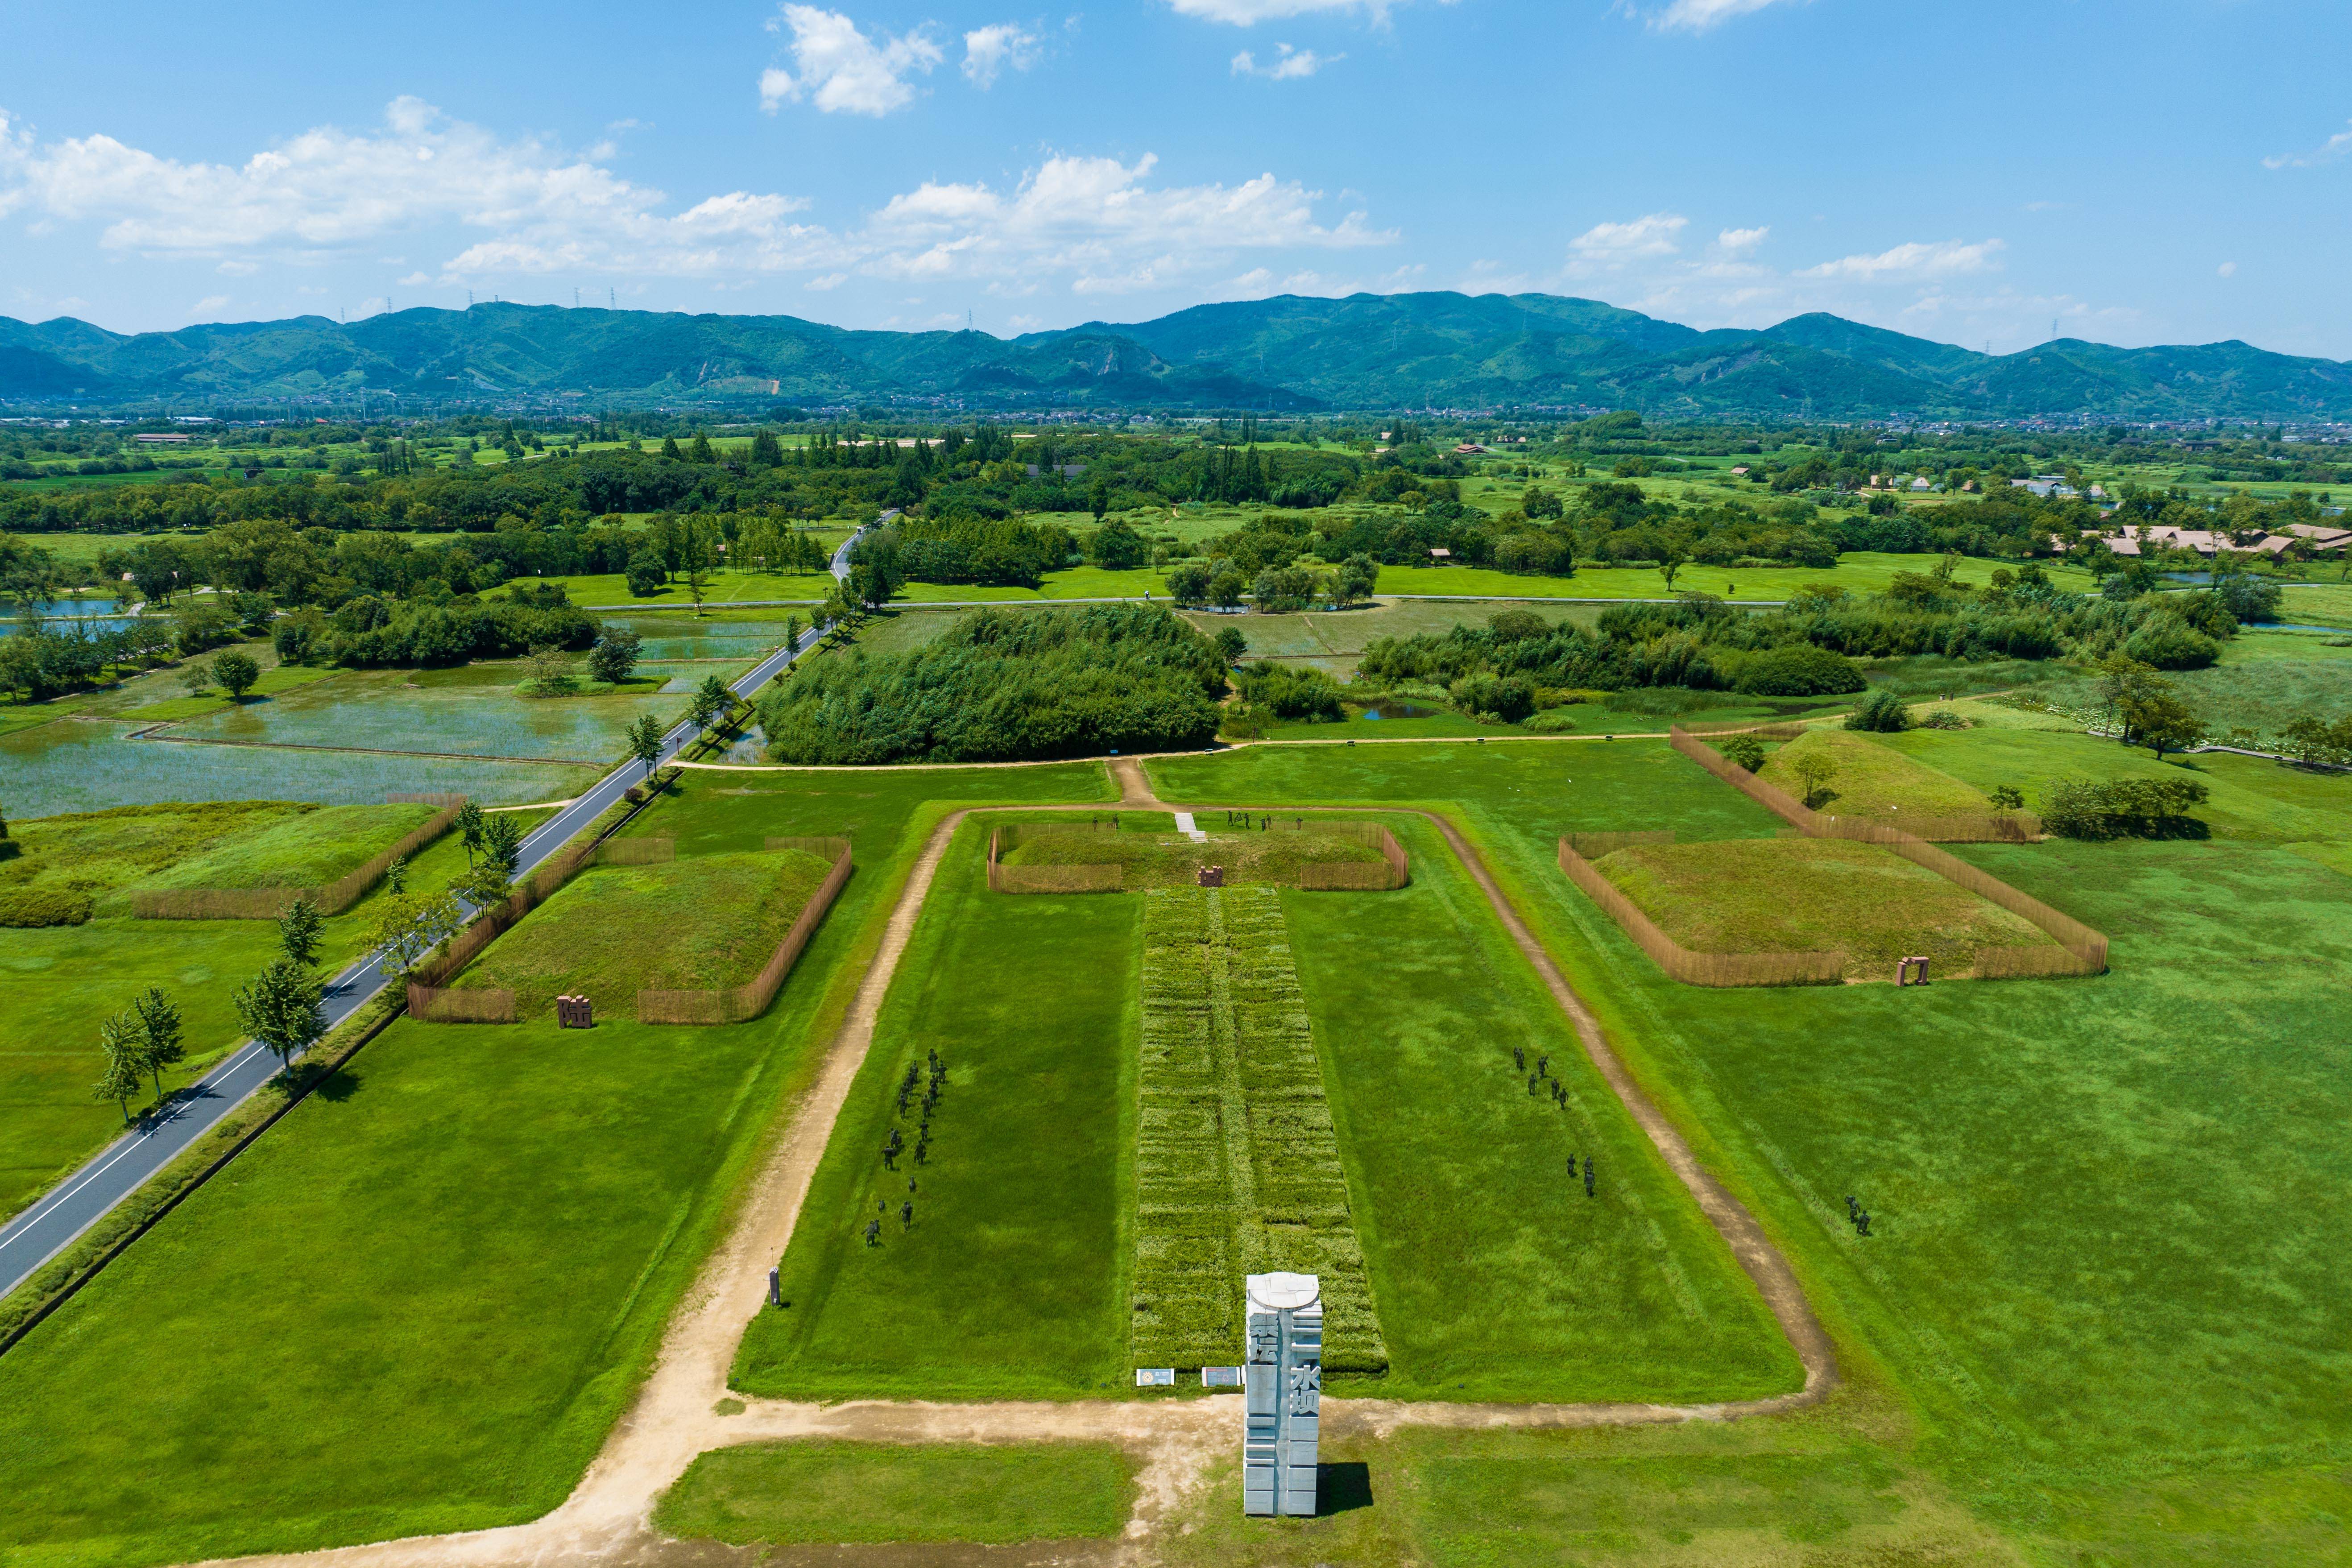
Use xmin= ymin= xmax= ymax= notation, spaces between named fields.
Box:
xmin=1596 ymin=837 xmax=2053 ymax=979
xmin=1131 ymin=887 xmax=1384 ymax=1373
xmin=455 ymin=848 xmax=833 ymax=1016
xmin=654 ymin=1440 xmax=1136 ymax=1546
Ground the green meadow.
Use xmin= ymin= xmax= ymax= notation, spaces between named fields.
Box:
xmin=1145 ymin=729 xmax=2352 ymax=1567
xmin=655 ymin=1440 xmax=1138 ymax=1547
xmin=0 ymin=765 xmax=1115 ymax=1568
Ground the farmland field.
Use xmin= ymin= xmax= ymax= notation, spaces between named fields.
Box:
xmin=0 ymin=764 xmax=1116 ymax=1568
xmin=0 ymin=717 xmax=602 ymax=816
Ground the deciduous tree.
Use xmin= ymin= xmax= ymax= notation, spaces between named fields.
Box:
xmin=235 ymin=959 xmax=326 ymax=1068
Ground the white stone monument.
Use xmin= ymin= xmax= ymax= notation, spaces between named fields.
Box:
xmin=1243 ymin=1271 xmax=1321 ymax=1517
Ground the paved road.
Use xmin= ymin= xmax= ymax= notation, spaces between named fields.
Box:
xmin=0 ymin=529 xmax=862 ymax=1303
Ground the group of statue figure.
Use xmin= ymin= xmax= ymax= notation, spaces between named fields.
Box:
xmin=1508 ymin=1044 xmax=1597 ymax=1196
xmin=870 ymin=1051 xmax=949 ymax=1242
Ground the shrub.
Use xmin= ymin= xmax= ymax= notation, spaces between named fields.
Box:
xmin=1234 ymin=663 xmax=1344 ymax=721
xmin=2039 ymin=775 xmax=2210 ymax=839
xmin=2122 ymin=617 xmax=2221 ymax=670
xmin=625 ymin=553 xmax=667 ymax=597
xmin=1918 ymin=708 xmax=1971 ymax=730
xmin=1845 ymin=689 xmax=1913 ymax=732
xmin=0 ymin=887 xmax=93 ymax=927
xmin=1449 ymin=671 xmax=1536 ymax=723
xmin=1732 ymin=642 xmax=1867 ymax=696
xmin=1718 ymin=735 xmax=1767 ymax=772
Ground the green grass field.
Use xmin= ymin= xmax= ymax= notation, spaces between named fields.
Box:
xmin=456 ymin=848 xmax=833 ymax=1015
xmin=1283 ymin=818 xmax=1801 ymax=1402
xmin=1596 ymin=837 xmax=2051 ymax=978
xmin=1143 ymin=736 xmax=2352 ymax=1566
xmin=654 ymin=1441 xmax=1137 ymax=1546
xmin=736 ymin=817 xmax=1141 ymax=1400
xmin=998 ymin=819 xmax=1386 ymax=887
xmin=0 ymin=807 xmax=542 ymax=1224
xmin=2029 ymin=629 xmax=2352 ymax=740
xmin=500 ymin=561 xmax=842 ymax=608
xmin=0 ymin=765 xmax=1114 ymax=1568
xmin=131 ymin=801 xmax=440 ymax=894
xmin=741 ymin=794 xmax=1800 ymax=1406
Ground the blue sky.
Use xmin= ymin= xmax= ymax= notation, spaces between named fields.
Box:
xmin=4 ymin=0 xmax=2349 ymax=357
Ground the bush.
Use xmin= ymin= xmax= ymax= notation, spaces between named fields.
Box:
xmin=1731 ymin=642 xmax=1867 ymax=696
xmin=1234 ymin=663 xmax=1343 ymax=721
xmin=1449 ymin=671 xmax=1536 ymax=724
xmin=2122 ymin=617 xmax=2221 ymax=670
xmin=1845 ymin=689 xmax=1913 ymax=732
xmin=1918 ymin=708 xmax=1971 ymax=730
xmin=625 ymin=553 xmax=667 ymax=597
xmin=1718 ymin=735 xmax=1767 ymax=772
xmin=0 ymin=887 xmax=93 ymax=927
xmin=2039 ymin=775 xmax=2211 ymax=840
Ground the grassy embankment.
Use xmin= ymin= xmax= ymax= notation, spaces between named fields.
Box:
xmin=1594 ymin=837 xmax=2051 ymax=979
xmin=1145 ymin=733 xmax=2352 ymax=1566
xmin=0 ymin=765 xmax=1115 ymax=1568
xmin=453 ymin=848 xmax=833 ymax=1016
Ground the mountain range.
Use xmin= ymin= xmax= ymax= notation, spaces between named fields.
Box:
xmin=5 ymin=292 xmax=2351 ymax=422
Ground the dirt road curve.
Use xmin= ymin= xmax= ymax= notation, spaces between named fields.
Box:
xmin=198 ymin=765 xmax=1832 ymax=1568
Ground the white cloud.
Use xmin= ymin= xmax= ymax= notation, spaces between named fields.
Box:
xmin=1168 ymin=0 xmax=1392 ymax=22
xmin=1569 ymin=211 xmax=1687 ymax=262
xmin=1797 ymin=237 xmax=2003 ymax=281
xmin=1715 ymin=225 xmax=1767 ymax=254
xmin=806 ymin=271 xmax=849 ymax=290
xmin=859 ymin=152 xmax=1391 ymax=292
xmin=1645 ymin=0 xmax=1807 ymax=33
xmin=1231 ymin=44 xmax=1340 ymax=78
xmin=191 ymin=294 xmax=231 ymax=314
xmin=963 ymin=23 xmax=1042 ymax=86
xmin=2263 ymin=120 xmax=2352 ymax=170
xmin=2217 ymin=261 xmax=2236 ymax=277
xmin=0 ymin=99 xmax=834 ymax=279
xmin=758 ymin=6 xmax=943 ymax=116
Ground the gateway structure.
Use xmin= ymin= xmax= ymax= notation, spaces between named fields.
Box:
xmin=1243 ymin=1271 xmax=1322 ymax=1517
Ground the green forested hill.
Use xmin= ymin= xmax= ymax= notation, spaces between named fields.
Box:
xmin=3 ymin=292 xmax=2348 ymax=420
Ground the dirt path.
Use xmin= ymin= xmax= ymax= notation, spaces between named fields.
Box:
xmin=192 ymin=764 xmax=1833 ymax=1568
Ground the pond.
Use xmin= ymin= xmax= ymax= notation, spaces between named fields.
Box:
xmin=4 ymin=599 xmax=141 ymax=637
xmin=1358 ymin=702 xmax=1445 ymax=721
